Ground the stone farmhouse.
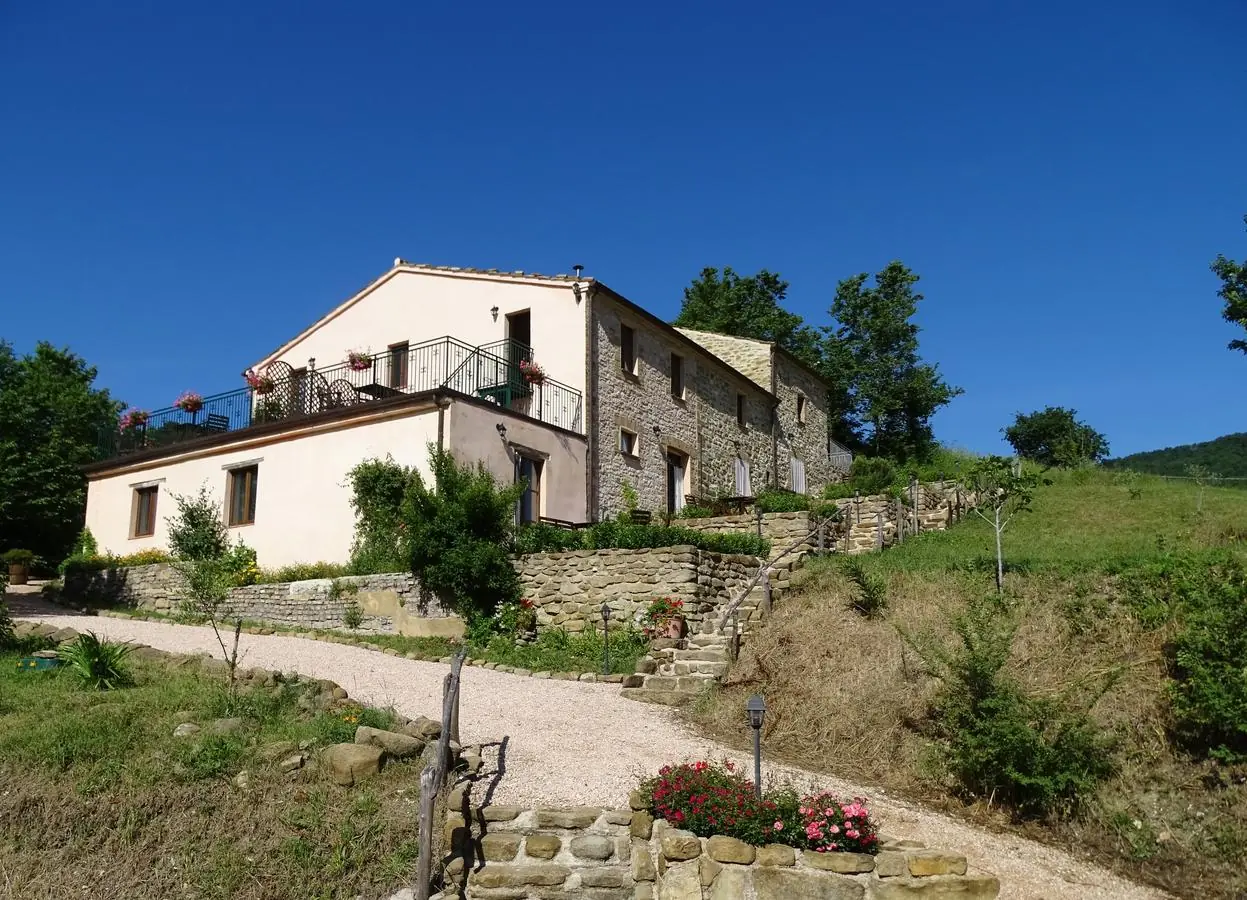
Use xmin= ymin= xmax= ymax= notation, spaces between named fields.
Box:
xmin=84 ymin=262 xmax=851 ymax=566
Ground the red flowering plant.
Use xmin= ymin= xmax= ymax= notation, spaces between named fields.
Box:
xmin=244 ymin=368 xmax=275 ymax=394
xmin=640 ymin=761 xmax=879 ymax=852
xmin=642 ymin=597 xmax=685 ymax=639
xmin=118 ymin=408 xmax=149 ymax=430
xmin=518 ymin=359 xmax=546 ymax=385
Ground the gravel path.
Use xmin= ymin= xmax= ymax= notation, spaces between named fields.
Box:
xmin=17 ymin=609 xmax=1170 ymax=900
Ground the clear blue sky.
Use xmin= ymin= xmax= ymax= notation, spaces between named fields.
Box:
xmin=2 ymin=1 xmax=1244 ymax=457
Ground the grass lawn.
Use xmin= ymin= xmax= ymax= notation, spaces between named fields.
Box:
xmin=692 ymin=470 xmax=1247 ymax=900
xmin=0 ymin=647 xmax=424 ymax=900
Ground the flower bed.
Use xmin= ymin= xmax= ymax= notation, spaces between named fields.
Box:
xmin=640 ymin=760 xmax=878 ymax=852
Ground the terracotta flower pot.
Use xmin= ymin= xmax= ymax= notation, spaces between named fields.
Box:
xmin=8 ymin=563 xmax=28 ymax=586
xmin=663 ymin=615 xmax=686 ymax=639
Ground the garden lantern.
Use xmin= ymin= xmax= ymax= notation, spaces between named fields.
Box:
xmin=601 ymin=602 xmax=612 ymax=675
xmin=746 ymin=694 xmax=766 ymax=798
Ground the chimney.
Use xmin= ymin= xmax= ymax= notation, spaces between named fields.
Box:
xmin=573 ymin=264 xmax=584 ymax=279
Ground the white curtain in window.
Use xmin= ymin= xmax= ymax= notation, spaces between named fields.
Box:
xmin=734 ymin=457 xmax=752 ymax=496
xmin=790 ymin=456 xmax=807 ymax=494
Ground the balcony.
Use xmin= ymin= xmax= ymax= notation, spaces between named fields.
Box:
xmin=96 ymin=336 xmax=583 ymax=462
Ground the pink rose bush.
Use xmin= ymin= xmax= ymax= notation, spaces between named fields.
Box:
xmin=640 ymin=760 xmax=878 ymax=852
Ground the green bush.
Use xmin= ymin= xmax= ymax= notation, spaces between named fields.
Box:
xmin=848 ymin=457 xmax=898 ymax=495
xmin=58 ymin=632 xmax=135 ymax=691
xmin=60 ymin=548 xmax=173 ymax=577
xmin=754 ymin=490 xmax=811 ymax=513
xmin=166 ymin=487 xmax=230 ymax=562
xmin=514 ymin=521 xmax=770 ymax=558
xmin=1 ymin=548 xmax=35 ymax=566
xmin=677 ymin=503 xmax=716 ymax=519
xmin=0 ymin=596 xmax=14 ymax=651
xmin=842 ymin=558 xmax=888 ymax=619
xmin=513 ymin=523 xmax=583 ymax=555
xmin=347 ymin=457 xmax=415 ymax=575
xmin=256 ymin=561 xmax=352 ymax=584
xmin=907 ymin=597 xmax=1114 ymax=817
xmin=1164 ymin=557 xmax=1247 ymax=762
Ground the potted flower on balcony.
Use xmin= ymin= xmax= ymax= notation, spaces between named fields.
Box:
xmin=2 ymin=549 xmax=35 ymax=586
xmin=119 ymin=408 xmax=149 ymax=431
xmin=346 ymin=349 xmax=373 ymax=372
xmin=174 ymin=391 xmax=204 ymax=415
xmin=519 ymin=359 xmax=546 ymax=386
xmin=243 ymin=368 xmax=276 ymax=394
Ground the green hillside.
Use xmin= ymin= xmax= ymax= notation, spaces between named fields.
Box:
xmin=1107 ymin=432 xmax=1247 ymax=477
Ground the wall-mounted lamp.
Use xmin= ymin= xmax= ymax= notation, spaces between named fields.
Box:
xmin=490 ymin=306 xmax=500 ymax=322
xmin=652 ymin=424 xmax=662 ymax=436
xmin=496 ymin=423 xmax=507 ymax=441
xmin=572 ymin=283 xmax=583 ymax=304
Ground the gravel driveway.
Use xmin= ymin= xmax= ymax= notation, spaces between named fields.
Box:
xmin=16 ymin=608 xmax=1169 ymax=900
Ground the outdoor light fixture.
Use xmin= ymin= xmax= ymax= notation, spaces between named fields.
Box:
xmin=491 ymin=306 xmax=500 ymax=321
xmin=496 ymin=423 xmax=507 ymax=440
xmin=746 ymin=694 xmax=767 ymax=798
xmin=600 ymin=602 xmax=612 ymax=675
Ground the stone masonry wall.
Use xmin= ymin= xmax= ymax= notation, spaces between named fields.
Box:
xmin=446 ymin=797 xmax=999 ymax=899
xmin=63 ymin=565 xmax=451 ymax=633
xmin=774 ymin=349 xmax=840 ymax=489
xmin=591 ymin=298 xmax=773 ymax=521
xmin=517 ymin=546 xmax=762 ymax=634
xmin=679 ymin=510 xmax=824 ymax=552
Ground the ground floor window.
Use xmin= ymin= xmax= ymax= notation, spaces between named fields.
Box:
xmin=516 ymin=454 xmax=543 ymax=524
xmin=131 ymin=485 xmax=158 ymax=538
xmin=227 ymin=465 xmax=259 ymax=526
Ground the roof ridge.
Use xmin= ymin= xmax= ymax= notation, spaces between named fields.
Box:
xmin=394 ymin=260 xmax=595 ymax=284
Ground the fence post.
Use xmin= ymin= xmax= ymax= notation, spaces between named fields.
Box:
xmin=731 ymin=608 xmax=740 ymax=659
xmin=755 ymin=505 xmax=763 ymax=541
xmin=875 ymin=512 xmax=883 ymax=551
xmin=854 ymin=491 xmax=861 ymax=525
xmin=817 ymin=520 xmax=826 ymax=553
xmin=895 ymin=499 xmax=904 ymax=544
xmin=761 ymin=567 xmax=772 ymax=615
xmin=910 ymin=476 xmax=919 ymax=535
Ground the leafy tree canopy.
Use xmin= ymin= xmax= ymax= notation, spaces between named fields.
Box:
xmin=826 ymin=261 xmax=962 ymax=460
xmin=1211 ymin=214 xmax=1247 ymax=354
xmin=1106 ymin=433 xmax=1247 ymax=478
xmin=0 ymin=341 xmax=121 ymax=565
xmin=1004 ymin=406 xmax=1109 ymax=468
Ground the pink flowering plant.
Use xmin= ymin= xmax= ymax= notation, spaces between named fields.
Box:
xmin=243 ymin=368 xmax=275 ymax=394
xmin=174 ymin=391 xmax=203 ymax=414
xmin=639 ymin=760 xmax=878 ymax=852
xmin=118 ymin=408 xmax=149 ymax=430
xmin=799 ymin=791 xmax=878 ymax=853
xmin=518 ymin=359 xmax=546 ymax=385
xmin=346 ymin=349 xmax=373 ymax=372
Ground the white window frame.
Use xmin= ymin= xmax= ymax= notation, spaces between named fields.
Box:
xmin=619 ymin=428 xmax=638 ymax=457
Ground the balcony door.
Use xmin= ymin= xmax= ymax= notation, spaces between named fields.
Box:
xmin=666 ymin=451 xmax=687 ymax=514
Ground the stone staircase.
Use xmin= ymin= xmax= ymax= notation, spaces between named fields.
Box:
xmin=620 ymin=552 xmax=807 ymax=705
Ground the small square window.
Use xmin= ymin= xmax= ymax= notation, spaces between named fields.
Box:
xmin=228 ymin=465 xmax=259 ymax=527
xmin=671 ymin=353 xmax=684 ymax=399
xmin=736 ymin=393 xmax=746 ymax=427
xmin=132 ymin=486 xmax=158 ymax=538
xmin=796 ymin=394 xmax=807 ymax=425
xmin=621 ymin=325 xmax=636 ymax=375
xmin=619 ymin=428 xmax=638 ymax=456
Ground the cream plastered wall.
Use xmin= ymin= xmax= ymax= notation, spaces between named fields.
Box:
xmin=446 ymin=401 xmax=588 ymax=523
xmin=254 ymin=267 xmax=589 ymax=401
xmin=85 ymin=408 xmax=441 ymax=567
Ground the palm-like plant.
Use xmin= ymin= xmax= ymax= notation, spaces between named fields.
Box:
xmin=58 ymin=632 xmax=135 ymax=690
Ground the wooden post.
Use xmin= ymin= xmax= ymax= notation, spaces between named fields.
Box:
xmin=755 ymin=505 xmax=763 ymax=541
xmin=415 ymin=766 xmax=438 ymax=900
xmin=761 ymin=567 xmax=772 ymax=614
xmin=895 ymin=499 xmax=904 ymax=544
xmin=817 ymin=520 xmax=825 ymax=552
xmin=910 ymin=476 xmax=919 ymax=535
xmin=731 ymin=608 xmax=740 ymax=660
xmin=875 ymin=512 xmax=883 ymax=551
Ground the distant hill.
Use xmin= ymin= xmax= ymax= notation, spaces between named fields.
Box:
xmin=1106 ymin=432 xmax=1247 ymax=477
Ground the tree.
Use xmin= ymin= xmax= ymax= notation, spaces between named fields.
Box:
xmin=0 ymin=341 xmax=122 ymax=565
xmin=1003 ymin=407 xmax=1109 ymax=468
xmin=1211 ymin=214 xmax=1247 ymax=354
xmin=673 ymin=267 xmax=823 ymax=366
xmin=826 ymin=261 xmax=962 ymax=459
xmin=963 ymin=456 xmax=1041 ymax=593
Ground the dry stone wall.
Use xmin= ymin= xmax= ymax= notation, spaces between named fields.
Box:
xmin=444 ymin=795 xmax=999 ymax=899
xmin=517 ymin=547 xmax=762 ymax=634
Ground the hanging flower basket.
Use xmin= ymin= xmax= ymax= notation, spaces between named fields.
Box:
xmin=244 ymin=369 xmax=276 ymax=394
xmin=346 ymin=350 xmax=373 ymax=372
xmin=174 ymin=391 xmax=204 ymax=415
xmin=519 ymin=359 xmax=546 ymax=385
xmin=119 ymin=409 xmax=149 ymax=430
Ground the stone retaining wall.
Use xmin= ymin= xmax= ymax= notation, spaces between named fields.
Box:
xmin=445 ymin=796 xmax=999 ymax=899
xmin=679 ymin=510 xmax=823 ymax=552
xmin=517 ymin=547 xmax=762 ymax=633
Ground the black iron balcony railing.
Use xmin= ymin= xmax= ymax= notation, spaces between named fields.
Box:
xmin=96 ymin=335 xmax=583 ymax=461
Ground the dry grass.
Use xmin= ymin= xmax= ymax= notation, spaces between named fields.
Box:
xmin=689 ymin=473 xmax=1247 ymax=899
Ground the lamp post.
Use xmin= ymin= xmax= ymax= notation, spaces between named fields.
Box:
xmin=746 ymin=694 xmax=766 ymax=798
xmin=601 ymin=602 xmax=612 ymax=675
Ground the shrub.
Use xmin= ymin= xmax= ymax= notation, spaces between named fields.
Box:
xmin=347 ymin=457 xmax=415 ymax=575
xmin=256 ymin=561 xmax=352 ymax=583
xmin=403 ymin=445 xmax=524 ymax=625
xmin=342 ymin=601 xmax=364 ymax=630
xmin=59 ymin=548 xmax=174 ymax=577
xmin=0 ymin=596 xmax=14 ymax=651
xmin=1 ymin=549 xmax=35 ymax=567
xmin=848 ymin=457 xmax=897 ymax=495
xmin=754 ymin=490 xmax=811 ymax=513
xmin=166 ymin=487 xmax=230 ymax=562
xmin=1165 ymin=557 xmax=1247 ymax=762
xmin=515 ymin=521 xmax=771 ymax=559
xmin=678 ymin=504 xmax=716 ymax=519
xmin=58 ymin=632 xmax=135 ymax=690
xmin=224 ymin=540 xmax=258 ymax=586
xmin=842 ymin=558 xmax=888 ymax=619
xmin=640 ymin=761 xmax=878 ymax=851
xmin=513 ymin=523 xmax=584 ymax=555
xmin=905 ymin=597 xmax=1114 ymax=817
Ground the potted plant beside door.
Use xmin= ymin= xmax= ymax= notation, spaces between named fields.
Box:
xmin=2 ymin=549 xmax=35 ymax=586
